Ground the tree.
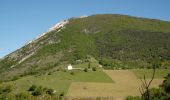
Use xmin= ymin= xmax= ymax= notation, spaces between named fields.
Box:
xmin=139 ymin=66 xmax=155 ymax=100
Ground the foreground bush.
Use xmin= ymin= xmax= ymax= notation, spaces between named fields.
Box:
xmin=126 ymin=96 xmax=141 ymax=100
xmin=126 ymin=73 xmax=170 ymax=100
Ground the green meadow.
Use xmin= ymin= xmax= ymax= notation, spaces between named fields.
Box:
xmin=9 ymin=70 xmax=113 ymax=94
xmin=132 ymin=69 xmax=170 ymax=78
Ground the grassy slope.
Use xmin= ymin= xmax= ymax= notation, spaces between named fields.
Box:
xmin=8 ymin=70 xmax=113 ymax=93
xmin=132 ymin=69 xmax=170 ymax=78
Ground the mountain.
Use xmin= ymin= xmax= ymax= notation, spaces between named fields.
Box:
xmin=0 ymin=14 xmax=170 ymax=81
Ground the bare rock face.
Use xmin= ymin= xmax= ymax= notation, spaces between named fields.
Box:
xmin=48 ymin=20 xmax=69 ymax=32
xmin=5 ymin=19 xmax=69 ymax=68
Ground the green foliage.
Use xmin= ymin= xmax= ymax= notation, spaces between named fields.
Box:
xmin=162 ymin=73 xmax=170 ymax=93
xmin=29 ymin=85 xmax=56 ymax=97
xmin=48 ymin=72 xmax=52 ymax=75
xmin=60 ymin=92 xmax=64 ymax=97
xmin=84 ymin=68 xmax=88 ymax=72
xmin=46 ymin=89 xmax=54 ymax=95
xmin=132 ymin=69 xmax=170 ymax=79
xmin=28 ymin=85 xmax=37 ymax=91
xmin=96 ymin=97 xmax=102 ymax=100
xmin=92 ymin=67 xmax=97 ymax=71
xmin=31 ymin=86 xmax=43 ymax=96
xmin=99 ymin=58 xmax=113 ymax=67
xmin=15 ymin=92 xmax=31 ymax=100
xmin=88 ymin=62 xmax=91 ymax=68
xmin=146 ymin=88 xmax=167 ymax=100
xmin=162 ymin=80 xmax=170 ymax=93
xmin=70 ymin=71 xmax=75 ymax=75
xmin=0 ymin=84 xmax=13 ymax=94
xmin=0 ymin=84 xmax=60 ymax=100
xmin=141 ymin=73 xmax=170 ymax=100
xmin=126 ymin=96 xmax=141 ymax=100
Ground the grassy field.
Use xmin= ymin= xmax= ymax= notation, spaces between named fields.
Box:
xmin=66 ymin=70 xmax=165 ymax=99
xmin=131 ymin=69 xmax=170 ymax=78
xmin=4 ymin=69 xmax=169 ymax=99
xmin=8 ymin=70 xmax=113 ymax=94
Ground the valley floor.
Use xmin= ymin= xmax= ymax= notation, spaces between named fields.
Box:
xmin=4 ymin=69 xmax=169 ymax=100
xmin=66 ymin=70 xmax=163 ymax=100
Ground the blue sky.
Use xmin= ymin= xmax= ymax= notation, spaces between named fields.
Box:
xmin=0 ymin=0 xmax=170 ymax=58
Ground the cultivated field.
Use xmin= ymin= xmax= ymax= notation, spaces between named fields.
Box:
xmin=66 ymin=70 xmax=165 ymax=100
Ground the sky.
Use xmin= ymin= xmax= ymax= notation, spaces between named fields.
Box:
xmin=0 ymin=0 xmax=170 ymax=58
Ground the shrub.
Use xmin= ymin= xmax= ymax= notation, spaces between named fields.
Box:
xmin=28 ymin=85 xmax=37 ymax=91
xmin=84 ymin=68 xmax=88 ymax=72
xmin=148 ymin=88 xmax=166 ymax=100
xmin=88 ymin=62 xmax=91 ymax=68
xmin=46 ymin=89 xmax=54 ymax=95
xmin=60 ymin=92 xmax=64 ymax=97
xmin=32 ymin=86 xmax=43 ymax=96
xmin=57 ymin=67 xmax=64 ymax=71
xmin=99 ymin=58 xmax=113 ymax=67
xmin=126 ymin=96 xmax=140 ymax=100
xmin=2 ymin=84 xmax=13 ymax=93
xmin=161 ymin=73 xmax=170 ymax=93
xmin=96 ymin=97 xmax=102 ymax=100
xmin=15 ymin=92 xmax=31 ymax=100
xmin=48 ymin=72 xmax=52 ymax=75
xmin=70 ymin=72 xmax=75 ymax=75
xmin=92 ymin=67 xmax=97 ymax=71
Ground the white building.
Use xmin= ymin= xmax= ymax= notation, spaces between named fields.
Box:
xmin=67 ymin=64 xmax=73 ymax=70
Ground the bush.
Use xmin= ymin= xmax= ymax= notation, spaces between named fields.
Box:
xmin=57 ymin=67 xmax=64 ymax=71
xmin=99 ymin=58 xmax=113 ymax=67
xmin=84 ymin=68 xmax=88 ymax=72
xmin=96 ymin=97 xmax=102 ymax=100
xmin=16 ymin=92 xmax=31 ymax=100
xmin=161 ymin=73 xmax=170 ymax=93
xmin=162 ymin=79 xmax=170 ymax=93
xmin=60 ymin=92 xmax=64 ymax=97
xmin=2 ymin=84 xmax=13 ymax=93
xmin=88 ymin=62 xmax=91 ymax=68
xmin=32 ymin=86 xmax=43 ymax=96
xmin=46 ymin=89 xmax=54 ymax=95
xmin=28 ymin=85 xmax=37 ymax=91
xmin=92 ymin=67 xmax=97 ymax=71
xmin=48 ymin=72 xmax=52 ymax=75
xmin=126 ymin=96 xmax=140 ymax=100
xmin=70 ymin=72 xmax=75 ymax=75
xmin=148 ymin=88 xmax=166 ymax=100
